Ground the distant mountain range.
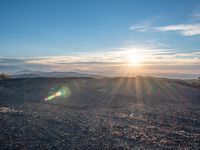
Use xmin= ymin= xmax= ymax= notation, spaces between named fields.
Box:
xmin=11 ymin=70 xmax=100 ymax=78
xmin=2 ymin=69 xmax=199 ymax=79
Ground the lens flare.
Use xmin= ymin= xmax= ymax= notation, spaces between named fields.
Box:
xmin=44 ymin=86 xmax=71 ymax=101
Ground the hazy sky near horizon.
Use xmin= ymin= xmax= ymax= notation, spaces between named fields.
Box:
xmin=0 ymin=0 xmax=200 ymax=78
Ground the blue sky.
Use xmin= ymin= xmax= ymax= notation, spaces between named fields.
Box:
xmin=0 ymin=0 xmax=200 ymax=78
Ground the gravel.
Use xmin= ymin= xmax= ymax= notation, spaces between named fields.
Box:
xmin=0 ymin=77 xmax=200 ymax=149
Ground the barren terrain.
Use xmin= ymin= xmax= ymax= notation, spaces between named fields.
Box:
xmin=0 ymin=77 xmax=200 ymax=149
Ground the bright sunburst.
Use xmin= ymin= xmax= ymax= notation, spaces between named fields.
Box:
xmin=127 ymin=54 xmax=144 ymax=66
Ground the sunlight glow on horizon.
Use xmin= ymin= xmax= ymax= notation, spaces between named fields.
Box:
xmin=21 ymin=46 xmax=200 ymax=78
xmin=127 ymin=54 xmax=144 ymax=66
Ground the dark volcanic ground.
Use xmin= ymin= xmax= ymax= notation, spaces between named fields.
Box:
xmin=0 ymin=77 xmax=200 ymax=149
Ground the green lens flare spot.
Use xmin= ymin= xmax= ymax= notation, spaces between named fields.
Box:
xmin=44 ymin=86 xmax=71 ymax=101
xmin=61 ymin=86 xmax=71 ymax=97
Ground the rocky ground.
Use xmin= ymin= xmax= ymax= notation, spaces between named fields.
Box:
xmin=0 ymin=77 xmax=200 ymax=149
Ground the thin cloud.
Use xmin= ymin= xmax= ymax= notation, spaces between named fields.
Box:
xmin=24 ymin=48 xmax=200 ymax=66
xmin=24 ymin=45 xmax=173 ymax=65
xmin=154 ymin=24 xmax=200 ymax=36
xmin=173 ymin=51 xmax=200 ymax=57
xmin=129 ymin=17 xmax=160 ymax=32
xmin=192 ymin=13 xmax=200 ymax=19
xmin=191 ymin=5 xmax=200 ymax=21
xmin=130 ymin=23 xmax=200 ymax=36
xmin=129 ymin=25 xmax=150 ymax=32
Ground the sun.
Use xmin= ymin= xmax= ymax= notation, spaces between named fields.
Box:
xmin=127 ymin=54 xmax=144 ymax=66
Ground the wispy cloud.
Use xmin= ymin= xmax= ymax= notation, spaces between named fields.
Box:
xmin=129 ymin=25 xmax=150 ymax=32
xmin=129 ymin=16 xmax=160 ymax=32
xmin=130 ymin=12 xmax=200 ymax=36
xmin=191 ymin=5 xmax=200 ymax=21
xmin=192 ymin=13 xmax=200 ymax=19
xmin=154 ymin=24 xmax=200 ymax=36
xmin=1 ymin=45 xmax=199 ymax=67
xmin=24 ymin=44 xmax=173 ymax=65
xmin=130 ymin=23 xmax=200 ymax=36
xmin=18 ymin=48 xmax=200 ymax=72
